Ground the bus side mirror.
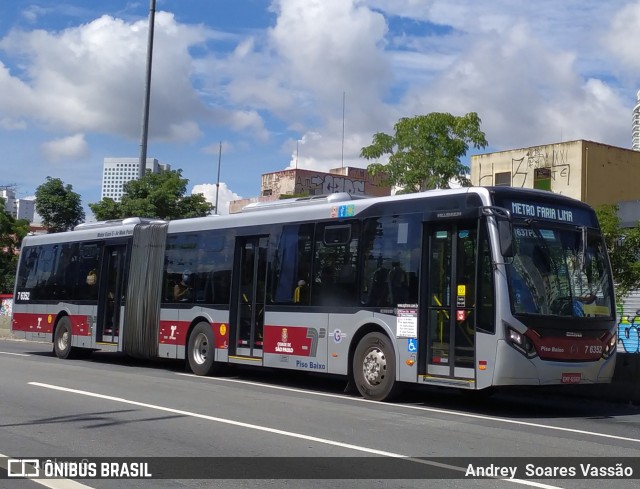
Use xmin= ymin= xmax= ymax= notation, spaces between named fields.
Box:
xmin=498 ymin=220 xmax=514 ymax=257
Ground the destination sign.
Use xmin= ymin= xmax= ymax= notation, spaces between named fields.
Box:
xmin=498 ymin=199 xmax=597 ymax=227
xmin=510 ymin=203 xmax=574 ymax=222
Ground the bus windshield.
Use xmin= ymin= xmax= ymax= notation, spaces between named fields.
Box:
xmin=507 ymin=223 xmax=613 ymax=318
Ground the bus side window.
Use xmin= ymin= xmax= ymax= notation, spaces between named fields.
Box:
xmin=361 ymin=214 xmax=421 ymax=307
xmin=311 ymin=221 xmax=359 ymax=306
xmin=270 ymin=224 xmax=313 ymax=305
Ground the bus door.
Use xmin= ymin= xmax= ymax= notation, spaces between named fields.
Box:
xmin=424 ymin=221 xmax=477 ymax=380
xmin=232 ymin=236 xmax=268 ymax=358
xmin=97 ymin=245 xmax=127 ymax=343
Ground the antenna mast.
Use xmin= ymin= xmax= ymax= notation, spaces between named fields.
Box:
xmin=215 ymin=141 xmax=222 ymax=215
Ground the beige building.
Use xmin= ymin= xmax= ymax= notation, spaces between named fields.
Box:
xmin=230 ymin=166 xmax=391 ymax=213
xmin=471 ymin=139 xmax=640 ymax=208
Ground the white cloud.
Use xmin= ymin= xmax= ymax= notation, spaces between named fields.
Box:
xmin=0 ymin=12 xmax=218 ymax=141
xmin=0 ymin=117 xmax=26 ymax=130
xmin=394 ymin=18 xmax=630 ymax=150
xmin=41 ymin=133 xmax=89 ymax=162
xmin=604 ymin=0 xmax=640 ymax=70
xmin=191 ymin=182 xmax=241 ymax=215
xmin=21 ymin=5 xmax=49 ymax=24
xmin=269 ymin=0 xmax=390 ymax=104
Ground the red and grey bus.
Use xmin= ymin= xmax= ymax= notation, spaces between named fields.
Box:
xmin=11 ymin=186 xmax=616 ymax=400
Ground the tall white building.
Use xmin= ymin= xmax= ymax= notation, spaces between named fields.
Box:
xmin=101 ymin=157 xmax=171 ymax=202
xmin=633 ymin=89 xmax=640 ymax=151
xmin=1 ymin=187 xmax=35 ymax=222
xmin=16 ymin=198 xmax=35 ymax=221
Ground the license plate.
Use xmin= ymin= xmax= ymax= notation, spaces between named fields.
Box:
xmin=561 ymin=373 xmax=581 ymax=384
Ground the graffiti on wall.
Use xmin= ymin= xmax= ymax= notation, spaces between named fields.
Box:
xmin=478 ymin=173 xmax=493 ymax=185
xmin=289 ymin=174 xmax=368 ymax=196
xmin=510 ymin=146 xmax=571 ymax=188
xmin=307 ymin=175 xmax=365 ymax=195
xmin=478 ymin=145 xmax=573 ymax=187
xmin=266 ymin=172 xmax=368 ymax=197
xmin=618 ymin=315 xmax=640 ymax=354
xmin=0 ymin=297 xmax=11 ymax=317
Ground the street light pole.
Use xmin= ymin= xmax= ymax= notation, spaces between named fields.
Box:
xmin=138 ymin=0 xmax=156 ymax=173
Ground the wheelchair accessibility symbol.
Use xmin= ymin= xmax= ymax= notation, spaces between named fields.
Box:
xmin=407 ymin=338 xmax=417 ymax=353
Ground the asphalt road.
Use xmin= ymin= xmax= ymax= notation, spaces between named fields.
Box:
xmin=1 ymin=338 xmax=640 ymax=489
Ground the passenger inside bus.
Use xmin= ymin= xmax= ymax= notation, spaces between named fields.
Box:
xmin=173 ymin=273 xmax=192 ymax=302
xmin=367 ymin=264 xmax=389 ymax=306
xmin=86 ymin=269 xmax=97 ymax=286
xmin=388 ymin=261 xmax=408 ymax=304
xmin=293 ymin=279 xmax=309 ymax=304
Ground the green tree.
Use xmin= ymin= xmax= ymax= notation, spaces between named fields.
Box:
xmin=595 ymin=204 xmax=640 ymax=300
xmin=361 ymin=112 xmax=488 ymax=193
xmin=35 ymin=177 xmax=85 ymax=233
xmin=87 ymin=197 xmax=122 ymax=221
xmin=89 ymin=169 xmax=213 ymax=221
xmin=0 ymin=197 xmax=29 ymax=293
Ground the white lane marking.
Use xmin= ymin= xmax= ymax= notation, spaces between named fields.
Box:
xmin=0 ymin=453 xmax=94 ymax=489
xmin=176 ymin=373 xmax=640 ymax=445
xmin=29 ymin=382 xmax=563 ymax=489
xmin=0 ymin=351 xmax=31 ymax=356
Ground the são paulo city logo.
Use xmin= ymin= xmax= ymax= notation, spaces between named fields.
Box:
xmin=275 ymin=328 xmax=294 ymax=353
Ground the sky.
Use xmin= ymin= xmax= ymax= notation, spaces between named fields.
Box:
xmin=1 ymin=0 xmax=639 ymax=218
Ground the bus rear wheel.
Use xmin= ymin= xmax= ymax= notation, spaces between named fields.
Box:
xmin=353 ymin=332 xmax=401 ymax=401
xmin=188 ymin=322 xmax=222 ymax=376
xmin=53 ymin=317 xmax=75 ymax=359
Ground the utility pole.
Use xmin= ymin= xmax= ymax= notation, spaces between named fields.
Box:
xmin=138 ymin=0 xmax=156 ymax=172
xmin=341 ymin=91 xmax=345 ymax=168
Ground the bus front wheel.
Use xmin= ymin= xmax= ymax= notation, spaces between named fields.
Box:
xmin=353 ymin=332 xmax=401 ymax=401
xmin=188 ymin=322 xmax=222 ymax=376
xmin=53 ymin=317 xmax=74 ymax=359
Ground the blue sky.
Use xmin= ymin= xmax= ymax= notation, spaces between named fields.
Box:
xmin=1 ymin=1 xmax=639 ymax=218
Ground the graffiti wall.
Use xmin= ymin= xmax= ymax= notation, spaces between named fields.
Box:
xmin=619 ymin=316 xmax=640 ymax=354
xmin=261 ymin=168 xmax=390 ymax=199
xmin=472 ymin=140 xmax=640 ymax=209
xmin=0 ymin=296 xmax=11 ymax=316
xmin=476 ymin=145 xmax=574 ymax=188
xmin=471 ymin=141 xmax=584 ymax=202
xmin=616 ymin=290 xmax=640 ymax=354
xmin=0 ymin=295 xmax=12 ymax=330
xmin=305 ymin=174 xmax=364 ymax=195
xmin=509 ymin=145 xmax=571 ymax=188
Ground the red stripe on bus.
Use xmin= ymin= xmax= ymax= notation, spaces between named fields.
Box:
xmin=12 ymin=312 xmax=91 ymax=336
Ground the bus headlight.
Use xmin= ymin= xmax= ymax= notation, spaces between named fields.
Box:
xmin=602 ymin=332 xmax=617 ymax=359
xmin=505 ymin=325 xmax=537 ymax=358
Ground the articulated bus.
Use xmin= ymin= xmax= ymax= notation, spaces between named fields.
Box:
xmin=11 ymin=187 xmax=617 ymax=401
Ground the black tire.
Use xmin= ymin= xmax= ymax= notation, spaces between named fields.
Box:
xmin=352 ymin=332 xmax=401 ymax=401
xmin=53 ymin=317 xmax=74 ymax=359
xmin=188 ymin=322 xmax=222 ymax=376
